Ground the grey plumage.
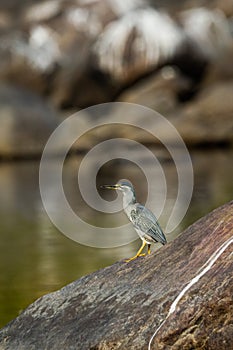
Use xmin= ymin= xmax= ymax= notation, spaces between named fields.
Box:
xmin=130 ymin=204 xmax=166 ymax=245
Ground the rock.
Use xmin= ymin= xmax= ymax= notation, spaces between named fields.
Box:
xmin=149 ymin=0 xmax=233 ymax=17
xmin=0 ymin=11 xmax=12 ymax=29
xmin=116 ymin=79 xmax=233 ymax=146
xmin=0 ymin=0 xmax=144 ymax=108
xmin=1 ymin=1 xmax=231 ymax=109
xmin=0 ymin=84 xmax=60 ymax=158
xmin=23 ymin=0 xmax=62 ymax=24
xmin=0 ymin=0 xmax=232 ymax=149
xmin=94 ymin=8 xmax=186 ymax=83
xmin=171 ymin=81 xmax=233 ymax=145
xmin=0 ymin=201 xmax=232 ymax=349
xmin=117 ymin=66 xmax=192 ymax=114
xmin=179 ymin=7 xmax=232 ymax=61
xmin=94 ymin=7 xmax=231 ymax=85
xmin=213 ymin=0 xmax=233 ymax=17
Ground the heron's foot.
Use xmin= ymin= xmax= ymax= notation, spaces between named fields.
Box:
xmin=125 ymin=253 xmax=146 ymax=263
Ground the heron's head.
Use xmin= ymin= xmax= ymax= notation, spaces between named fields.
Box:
xmin=101 ymin=179 xmax=135 ymax=195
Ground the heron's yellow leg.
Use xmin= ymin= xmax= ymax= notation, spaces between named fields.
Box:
xmin=125 ymin=241 xmax=147 ymax=262
xmin=148 ymin=244 xmax=151 ymax=255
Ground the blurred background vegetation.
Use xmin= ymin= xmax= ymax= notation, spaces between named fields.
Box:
xmin=0 ymin=0 xmax=232 ymax=327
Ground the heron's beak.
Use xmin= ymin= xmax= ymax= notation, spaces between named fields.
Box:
xmin=101 ymin=184 xmax=119 ymax=190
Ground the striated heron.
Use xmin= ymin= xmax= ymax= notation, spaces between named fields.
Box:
xmin=101 ymin=179 xmax=167 ymax=262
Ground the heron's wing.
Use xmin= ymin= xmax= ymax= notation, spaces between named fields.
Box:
xmin=130 ymin=204 xmax=167 ymax=245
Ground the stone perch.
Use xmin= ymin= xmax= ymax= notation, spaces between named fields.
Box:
xmin=0 ymin=202 xmax=232 ymax=349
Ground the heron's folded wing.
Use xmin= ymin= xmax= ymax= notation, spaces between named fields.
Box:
xmin=131 ymin=205 xmax=166 ymax=245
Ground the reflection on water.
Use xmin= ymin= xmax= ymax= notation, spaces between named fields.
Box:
xmin=0 ymin=148 xmax=232 ymax=327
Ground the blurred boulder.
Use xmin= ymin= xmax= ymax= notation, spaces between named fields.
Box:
xmin=0 ymin=10 xmax=12 ymax=29
xmin=94 ymin=7 xmax=231 ymax=86
xmin=116 ymin=80 xmax=233 ymax=146
xmin=0 ymin=0 xmax=232 ymax=116
xmin=1 ymin=1 xmax=232 ymax=109
xmin=0 ymin=0 xmax=145 ymax=108
xmin=213 ymin=0 xmax=233 ymax=17
xmin=117 ymin=66 xmax=192 ymax=114
xmin=23 ymin=0 xmax=62 ymax=24
xmin=94 ymin=8 xmax=186 ymax=83
xmin=171 ymin=81 xmax=233 ymax=145
xmin=179 ymin=7 xmax=232 ymax=61
xmin=0 ymin=26 xmax=60 ymax=95
xmin=0 ymin=84 xmax=60 ymax=158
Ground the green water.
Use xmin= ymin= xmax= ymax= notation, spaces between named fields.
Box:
xmin=0 ymin=148 xmax=232 ymax=328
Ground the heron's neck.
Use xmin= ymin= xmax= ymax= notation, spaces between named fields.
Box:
xmin=123 ymin=191 xmax=136 ymax=209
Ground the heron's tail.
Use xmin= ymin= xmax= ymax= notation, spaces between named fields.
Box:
xmin=156 ymin=222 xmax=167 ymax=245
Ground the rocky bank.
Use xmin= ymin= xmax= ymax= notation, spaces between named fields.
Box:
xmin=0 ymin=0 xmax=233 ymax=155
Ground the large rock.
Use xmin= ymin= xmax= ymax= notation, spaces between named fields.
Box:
xmin=0 ymin=201 xmax=232 ymax=349
xmin=117 ymin=66 xmax=192 ymax=115
xmin=171 ymin=81 xmax=233 ymax=145
xmin=118 ymin=78 xmax=233 ymax=146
